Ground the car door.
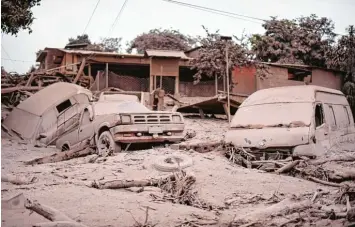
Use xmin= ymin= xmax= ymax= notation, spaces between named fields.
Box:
xmin=314 ymin=102 xmax=330 ymax=150
xmin=77 ymin=108 xmax=95 ymax=144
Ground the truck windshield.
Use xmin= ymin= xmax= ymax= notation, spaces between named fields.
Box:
xmin=230 ymin=103 xmax=313 ymax=129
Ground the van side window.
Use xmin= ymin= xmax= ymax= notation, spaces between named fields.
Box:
xmin=56 ymin=99 xmax=72 ymax=113
xmin=344 ymin=106 xmax=351 ymax=125
xmin=315 ymin=104 xmax=324 ymax=127
xmin=328 ymin=105 xmax=337 ymax=126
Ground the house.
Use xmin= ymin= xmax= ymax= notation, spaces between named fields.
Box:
xmin=36 ymin=47 xmax=218 ymax=97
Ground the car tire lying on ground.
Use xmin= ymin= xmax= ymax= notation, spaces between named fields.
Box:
xmin=153 ymin=154 xmax=193 ymax=172
xmin=97 ymin=131 xmax=121 ymax=156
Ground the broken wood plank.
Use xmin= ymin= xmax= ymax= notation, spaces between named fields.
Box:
xmin=308 ymin=177 xmax=341 ymax=187
xmin=25 ymin=199 xmax=73 ymax=222
xmin=24 ymin=146 xmax=94 ymax=165
xmin=275 ymin=160 xmax=300 ymax=174
xmin=33 ymin=222 xmax=88 ymax=227
xmin=1 ymin=86 xmax=42 ymax=94
xmin=73 ymin=58 xmax=86 ymax=84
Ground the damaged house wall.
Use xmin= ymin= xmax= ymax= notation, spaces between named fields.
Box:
xmin=232 ymin=64 xmax=344 ymax=95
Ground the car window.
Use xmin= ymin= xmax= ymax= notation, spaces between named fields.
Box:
xmin=315 ymin=103 xmax=324 ymax=127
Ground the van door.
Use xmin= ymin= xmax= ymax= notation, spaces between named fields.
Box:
xmin=314 ymin=103 xmax=330 ymax=150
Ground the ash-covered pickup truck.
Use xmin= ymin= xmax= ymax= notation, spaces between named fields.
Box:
xmin=55 ymin=101 xmax=185 ymax=154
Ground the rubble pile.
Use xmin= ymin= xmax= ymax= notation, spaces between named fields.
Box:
xmin=1 ymin=71 xmax=92 ymax=109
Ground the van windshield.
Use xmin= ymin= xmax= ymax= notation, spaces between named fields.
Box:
xmin=230 ymin=103 xmax=313 ymax=129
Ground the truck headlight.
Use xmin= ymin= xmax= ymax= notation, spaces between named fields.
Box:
xmin=121 ymin=115 xmax=131 ymax=124
xmin=172 ymin=115 xmax=182 ymax=123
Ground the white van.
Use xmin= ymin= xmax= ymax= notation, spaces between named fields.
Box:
xmin=225 ymin=85 xmax=355 ymax=158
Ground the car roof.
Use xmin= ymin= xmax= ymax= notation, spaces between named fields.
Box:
xmin=241 ymin=85 xmax=344 ymax=107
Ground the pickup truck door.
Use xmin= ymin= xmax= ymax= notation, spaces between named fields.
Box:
xmin=78 ymin=109 xmax=95 ymax=144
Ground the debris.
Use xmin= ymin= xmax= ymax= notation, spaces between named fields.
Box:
xmin=310 ymin=154 xmax=355 ymax=165
xmin=32 ymin=221 xmax=88 ymax=227
xmin=171 ymin=141 xmax=221 ymax=153
xmin=1 ymin=174 xmax=38 ymax=185
xmin=25 ymin=199 xmax=74 ymax=222
xmin=129 ymin=206 xmax=157 ymax=227
xmin=308 ymin=176 xmax=341 ymax=187
xmin=231 ymin=197 xmax=313 ymax=226
xmin=25 ymin=146 xmax=95 ymax=165
xmin=275 ymin=160 xmax=300 ymax=174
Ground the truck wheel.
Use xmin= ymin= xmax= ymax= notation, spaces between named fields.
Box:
xmin=153 ymin=154 xmax=193 ymax=172
xmin=97 ymin=131 xmax=121 ymax=156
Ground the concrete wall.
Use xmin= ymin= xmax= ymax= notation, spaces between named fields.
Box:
xmin=256 ymin=66 xmax=305 ymax=90
xmin=179 ymin=80 xmax=217 ymax=97
xmin=312 ymin=69 xmax=342 ymax=90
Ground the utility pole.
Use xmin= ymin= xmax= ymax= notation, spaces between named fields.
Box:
xmin=221 ymin=36 xmax=232 ymax=123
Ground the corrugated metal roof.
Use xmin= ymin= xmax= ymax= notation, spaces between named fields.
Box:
xmin=56 ymin=48 xmax=144 ymax=58
xmin=145 ymin=49 xmax=190 ymax=59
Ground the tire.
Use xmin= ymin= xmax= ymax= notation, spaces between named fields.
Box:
xmin=97 ymin=131 xmax=121 ymax=156
xmin=153 ymin=154 xmax=193 ymax=172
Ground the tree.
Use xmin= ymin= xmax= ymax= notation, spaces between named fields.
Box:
xmin=1 ymin=0 xmax=41 ymax=35
xmin=327 ymin=26 xmax=355 ymax=118
xmin=251 ymin=14 xmax=336 ymax=67
xmin=67 ymin=34 xmax=91 ymax=45
xmin=191 ymin=26 xmax=250 ymax=82
xmin=99 ymin=37 xmax=122 ymax=52
xmin=127 ymin=28 xmax=196 ymax=53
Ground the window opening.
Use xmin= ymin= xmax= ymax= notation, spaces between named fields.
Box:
xmin=315 ymin=103 xmax=324 ymax=127
xmin=56 ymin=99 xmax=72 ymax=113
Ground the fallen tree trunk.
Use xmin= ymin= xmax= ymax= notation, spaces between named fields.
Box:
xmin=1 ymin=174 xmax=37 ymax=185
xmin=311 ymin=154 xmax=355 ymax=165
xmin=25 ymin=199 xmax=73 ymax=222
xmin=25 ymin=199 xmax=89 ymax=227
xmin=92 ymin=175 xmax=174 ymax=189
xmin=328 ymin=170 xmax=355 ymax=182
xmin=25 ymin=147 xmax=94 ymax=165
xmin=275 ymin=160 xmax=300 ymax=174
xmin=33 ymin=221 xmax=88 ymax=227
xmin=92 ymin=179 xmax=160 ymax=189
xmin=232 ymin=197 xmax=312 ymax=225
xmin=308 ymin=177 xmax=341 ymax=187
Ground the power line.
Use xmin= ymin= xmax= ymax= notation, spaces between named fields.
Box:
xmin=1 ymin=58 xmax=33 ymax=63
xmin=107 ymin=0 xmax=129 ymax=37
xmin=1 ymin=44 xmax=14 ymax=64
xmin=162 ymin=0 xmax=265 ymax=23
xmin=83 ymin=0 xmax=101 ymax=34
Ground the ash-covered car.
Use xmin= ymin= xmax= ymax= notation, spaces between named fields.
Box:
xmin=56 ymin=101 xmax=185 ymax=154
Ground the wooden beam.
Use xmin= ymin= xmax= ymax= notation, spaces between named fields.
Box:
xmin=223 ymin=103 xmax=230 ymax=122
xmin=175 ymin=73 xmax=180 ymax=96
xmin=2 ymin=86 xmax=42 ymax=94
xmin=25 ymin=73 xmax=35 ymax=87
xmin=105 ymin=63 xmax=108 ymax=88
xmin=73 ymin=58 xmax=86 ymax=84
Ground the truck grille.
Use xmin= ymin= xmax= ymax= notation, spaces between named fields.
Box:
xmin=132 ymin=115 xmax=171 ymax=124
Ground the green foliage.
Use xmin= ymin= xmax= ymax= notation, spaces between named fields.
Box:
xmin=1 ymin=0 xmax=41 ymax=35
xmin=127 ymin=28 xmax=196 ymax=53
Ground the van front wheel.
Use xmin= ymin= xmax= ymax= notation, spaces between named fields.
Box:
xmin=97 ymin=131 xmax=121 ymax=156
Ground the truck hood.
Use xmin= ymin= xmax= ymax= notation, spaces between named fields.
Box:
xmin=225 ymin=127 xmax=310 ymax=148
